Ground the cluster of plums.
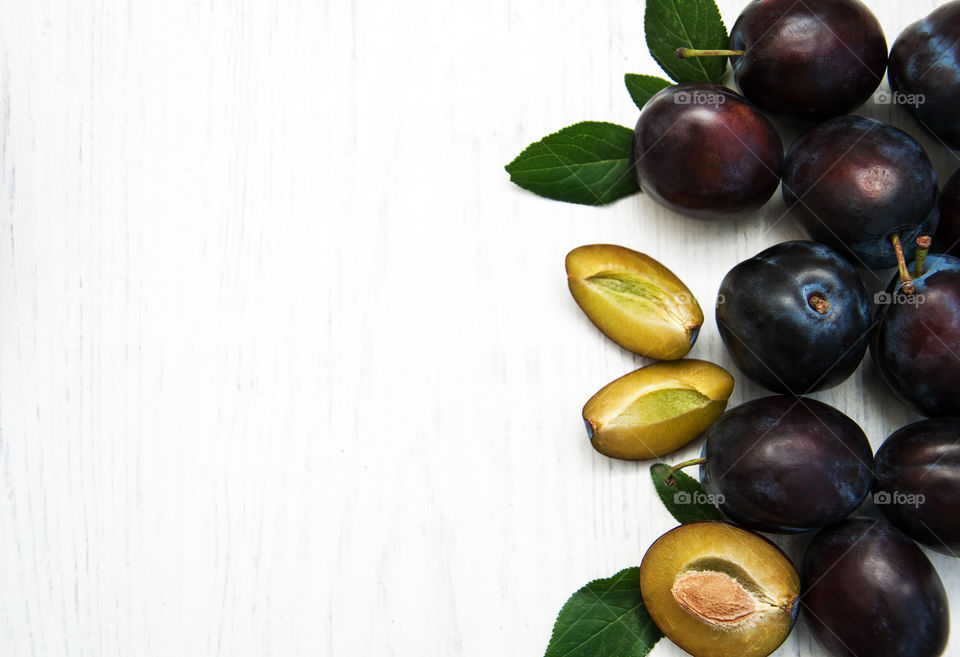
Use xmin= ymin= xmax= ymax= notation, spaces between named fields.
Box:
xmin=667 ymin=399 xmax=956 ymax=657
xmin=626 ymin=1 xmax=960 ymax=656
xmin=639 ymin=399 xmax=959 ymax=657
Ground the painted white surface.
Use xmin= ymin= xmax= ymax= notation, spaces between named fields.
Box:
xmin=0 ymin=0 xmax=956 ymax=655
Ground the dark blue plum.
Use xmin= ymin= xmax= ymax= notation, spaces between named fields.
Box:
xmin=934 ymin=168 xmax=960 ymax=256
xmin=889 ymin=1 xmax=960 ymax=150
xmin=782 ymin=116 xmax=939 ymax=270
xmin=874 ymin=418 xmax=960 ymax=555
xmin=716 ymin=241 xmax=871 ymax=394
xmin=872 ymin=253 xmax=960 ymax=417
xmin=802 ymin=518 xmax=949 ymax=657
xmin=727 ymin=0 xmax=887 ymax=120
xmin=700 ymin=396 xmax=874 ymax=533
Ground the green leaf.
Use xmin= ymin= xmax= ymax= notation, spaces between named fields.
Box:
xmin=544 ymin=567 xmax=663 ymax=657
xmin=645 ymin=0 xmax=729 ymax=84
xmin=505 ymin=122 xmax=640 ymax=206
xmin=650 ymin=463 xmax=724 ymax=524
xmin=624 ymin=74 xmax=672 ymax=111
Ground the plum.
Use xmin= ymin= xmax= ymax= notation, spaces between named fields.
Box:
xmin=632 ymin=83 xmax=782 ymax=220
xmin=782 ymin=115 xmax=939 ymax=269
xmin=889 ymin=1 xmax=960 ymax=150
xmin=802 ymin=518 xmax=949 ymax=657
xmin=934 ymin=168 xmax=960 ymax=256
xmin=725 ymin=0 xmax=887 ymax=119
xmin=640 ymin=522 xmax=799 ymax=657
xmin=700 ymin=396 xmax=873 ymax=533
xmin=872 ymin=253 xmax=960 ymax=417
xmin=716 ymin=241 xmax=872 ymax=394
xmin=874 ymin=417 xmax=960 ymax=555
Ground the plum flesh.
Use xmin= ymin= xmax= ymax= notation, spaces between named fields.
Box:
xmin=640 ymin=522 xmax=799 ymax=657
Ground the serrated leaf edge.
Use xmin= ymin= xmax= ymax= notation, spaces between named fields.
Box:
xmin=650 ymin=463 xmax=724 ymax=524
xmin=544 ymin=567 xmax=662 ymax=657
xmin=623 ymin=74 xmax=672 ymax=110
xmin=643 ymin=0 xmax=728 ymax=84
xmin=505 ymin=122 xmax=640 ymax=206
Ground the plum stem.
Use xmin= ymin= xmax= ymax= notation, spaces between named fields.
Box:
xmin=675 ymin=47 xmax=745 ymax=59
xmin=891 ymin=233 xmax=915 ymax=294
xmin=914 ymin=235 xmax=932 ymax=277
xmin=808 ymin=293 xmax=831 ymax=314
xmin=664 ymin=457 xmax=707 ymax=485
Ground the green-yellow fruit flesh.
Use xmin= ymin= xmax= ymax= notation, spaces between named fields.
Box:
xmin=612 ymin=388 xmax=712 ymax=426
xmin=584 ymin=359 xmax=734 ymax=460
xmin=640 ymin=522 xmax=800 ymax=657
xmin=566 ymin=244 xmax=703 ymax=359
xmin=585 ymin=273 xmax=697 ymax=332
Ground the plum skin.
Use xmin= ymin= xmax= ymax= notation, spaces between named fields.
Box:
xmin=700 ymin=396 xmax=874 ymax=534
xmin=872 ymin=254 xmax=960 ymax=417
xmin=874 ymin=418 xmax=960 ymax=554
xmin=632 ymin=83 xmax=783 ymax=220
xmin=889 ymin=1 xmax=960 ymax=150
xmin=782 ymin=115 xmax=939 ymax=270
xmin=716 ymin=240 xmax=872 ymax=394
xmin=934 ymin=168 xmax=960 ymax=256
xmin=729 ymin=0 xmax=887 ymax=120
xmin=802 ymin=518 xmax=949 ymax=657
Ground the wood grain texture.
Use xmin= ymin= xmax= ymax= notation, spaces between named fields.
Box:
xmin=0 ymin=0 xmax=956 ymax=655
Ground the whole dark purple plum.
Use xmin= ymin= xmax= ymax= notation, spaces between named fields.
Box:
xmin=716 ymin=241 xmax=871 ymax=394
xmin=934 ymin=168 xmax=960 ymax=256
xmin=889 ymin=1 xmax=960 ymax=150
xmin=782 ymin=115 xmax=939 ymax=269
xmin=727 ymin=0 xmax=887 ymax=119
xmin=872 ymin=253 xmax=960 ymax=417
xmin=700 ymin=396 xmax=873 ymax=533
xmin=633 ymin=83 xmax=783 ymax=220
xmin=874 ymin=418 xmax=960 ymax=554
xmin=802 ymin=518 xmax=949 ymax=657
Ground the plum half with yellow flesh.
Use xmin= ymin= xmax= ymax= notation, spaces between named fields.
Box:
xmin=640 ymin=522 xmax=800 ymax=657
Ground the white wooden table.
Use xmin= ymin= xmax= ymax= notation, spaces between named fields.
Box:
xmin=0 ymin=0 xmax=956 ymax=655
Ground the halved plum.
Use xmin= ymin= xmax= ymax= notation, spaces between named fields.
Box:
xmin=640 ymin=522 xmax=799 ymax=657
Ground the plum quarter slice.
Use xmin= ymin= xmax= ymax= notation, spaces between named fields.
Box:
xmin=583 ymin=359 xmax=734 ymax=460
